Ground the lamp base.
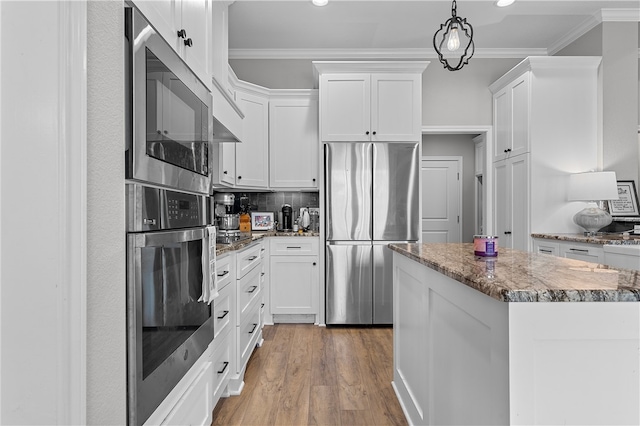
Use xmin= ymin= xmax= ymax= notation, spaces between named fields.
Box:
xmin=573 ymin=203 xmax=613 ymax=236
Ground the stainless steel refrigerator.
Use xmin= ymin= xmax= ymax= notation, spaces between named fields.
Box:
xmin=325 ymin=142 xmax=420 ymax=325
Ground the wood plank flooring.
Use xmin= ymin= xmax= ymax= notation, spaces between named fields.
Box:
xmin=212 ymin=324 xmax=407 ymax=426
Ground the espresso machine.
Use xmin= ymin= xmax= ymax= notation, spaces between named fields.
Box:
xmin=213 ymin=193 xmax=243 ymax=244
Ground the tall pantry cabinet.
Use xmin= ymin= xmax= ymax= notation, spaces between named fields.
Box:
xmin=490 ymin=57 xmax=601 ymax=251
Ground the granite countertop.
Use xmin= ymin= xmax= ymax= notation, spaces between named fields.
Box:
xmin=389 ymin=243 xmax=640 ymax=302
xmin=216 ymin=230 xmax=319 ymax=255
xmin=532 ymin=233 xmax=640 ymax=245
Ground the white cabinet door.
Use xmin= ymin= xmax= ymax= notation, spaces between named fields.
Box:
xmin=371 ymin=73 xmax=421 ymax=142
xmin=179 ymin=0 xmax=212 ymax=88
xmin=220 ymin=142 xmax=236 ymax=186
xmin=235 ymin=90 xmax=269 ymax=188
xmin=492 ymin=72 xmax=530 ymax=162
xmin=269 ymin=256 xmax=319 ymax=314
xmin=162 ymin=361 xmax=214 ymax=426
xmin=320 ymin=73 xmax=370 ymax=141
xmin=269 ymin=98 xmax=319 ymax=189
xmin=132 ymin=0 xmax=212 ymax=90
xmin=494 ymin=154 xmax=530 ymax=251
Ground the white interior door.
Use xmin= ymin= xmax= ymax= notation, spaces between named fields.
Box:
xmin=421 ymin=158 xmax=462 ymax=243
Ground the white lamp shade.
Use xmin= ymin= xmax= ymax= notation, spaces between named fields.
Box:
xmin=568 ymin=171 xmax=619 ymax=201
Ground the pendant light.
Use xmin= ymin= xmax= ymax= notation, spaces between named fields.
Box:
xmin=433 ymin=0 xmax=475 ymax=71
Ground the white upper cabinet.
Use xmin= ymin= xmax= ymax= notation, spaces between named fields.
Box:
xmin=492 ymin=72 xmax=530 ymax=162
xmin=235 ymin=89 xmax=269 ymax=188
xmin=315 ymin=62 xmax=428 ymax=142
xmin=132 ymin=0 xmax=212 ymax=89
xmin=269 ymin=95 xmax=319 ymax=189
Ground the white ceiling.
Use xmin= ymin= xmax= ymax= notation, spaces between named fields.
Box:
xmin=228 ymin=0 xmax=640 ymax=59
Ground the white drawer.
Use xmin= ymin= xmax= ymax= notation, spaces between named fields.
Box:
xmin=533 ymin=239 xmax=560 ymax=256
xmin=238 ymin=301 xmax=261 ymax=369
xmin=236 ymin=242 xmax=262 ymax=279
xmin=211 ymin=331 xmax=232 ymax=402
xmin=559 ymin=241 xmax=604 ymax=264
xmin=238 ymin=263 xmax=261 ymax=320
xmin=270 ymin=237 xmax=319 ymax=255
xmin=216 ymin=254 xmax=233 ymax=290
xmin=213 ymin=283 xmax=233 ymax=340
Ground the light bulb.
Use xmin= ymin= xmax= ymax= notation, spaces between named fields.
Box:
xmin=447 ymin=27 xmax=460 ymax=51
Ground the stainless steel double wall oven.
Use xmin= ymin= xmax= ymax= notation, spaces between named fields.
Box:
xmin=125 ymin=6 xmax=215 ymax=425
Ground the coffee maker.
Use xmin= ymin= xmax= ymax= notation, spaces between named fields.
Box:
xmin=282 ymin=204 xmax=293 ymax=231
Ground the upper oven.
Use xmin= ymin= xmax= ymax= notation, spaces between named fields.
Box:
xmin=125 ymin=6 xmax=213 ymax=195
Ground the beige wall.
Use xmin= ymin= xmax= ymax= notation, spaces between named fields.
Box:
xmin=230 ymin=58 xmax=520 ymax=126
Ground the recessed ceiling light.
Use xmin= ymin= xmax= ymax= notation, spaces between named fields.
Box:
xmin=312 ymin=0 xmax=328 ymax=6
xmin=495 ymin=0 xmax=515 ymax=7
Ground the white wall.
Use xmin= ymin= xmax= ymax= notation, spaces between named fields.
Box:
xmin=230 ymin=58 xmax=520 ymax=126
xmin=86 ymin=1 xmax=127 ymax=424
xmin=422 ymin=134 xmax=478 ymax=242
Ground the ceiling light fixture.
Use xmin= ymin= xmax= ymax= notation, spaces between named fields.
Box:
xmin=312 ymin=0 xmax=328 ymax=6
xmin=495 ymin=0 xmax=515 ymax=7
xmin=433 ymin=0 xmax=475 ymax=71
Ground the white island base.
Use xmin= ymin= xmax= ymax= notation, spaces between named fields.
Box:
xmin=392 ymin=252 xmax=640 ymax=425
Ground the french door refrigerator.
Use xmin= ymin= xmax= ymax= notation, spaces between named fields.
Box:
xmin=325 ymin=142 xmax=420 ymax=325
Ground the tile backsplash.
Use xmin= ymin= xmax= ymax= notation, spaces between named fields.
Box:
xmin=216 ymin=191 xmax=319 ymax=222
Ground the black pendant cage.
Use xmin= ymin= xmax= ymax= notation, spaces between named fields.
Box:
xmin=433 ymin=0 xmax=475 ymax=71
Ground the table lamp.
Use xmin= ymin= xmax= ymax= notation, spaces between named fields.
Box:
xmin=568 ymin=171 xmax=618 ymax=235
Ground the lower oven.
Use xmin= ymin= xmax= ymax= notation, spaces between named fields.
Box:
xmin=126 ymin=183 xmax=216 ymax=426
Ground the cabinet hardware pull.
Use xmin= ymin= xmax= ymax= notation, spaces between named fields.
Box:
xmin=372 ymin=131 xmax=377 ymax=135
xmin=504 ymin=231 xmax=512 ymax=235
xmin=365 ymin=131 xmax=370 ymax=135
xmin=286 ymin=246 xmax=302 ymax=249
xmin=312 ymin=178 xmax=316 ymax=182
xmin=217 ymin=361 xmax=229 ymax=374
xmin=177 ymin=29 xmax=187 ymax=38
xmin=238 ymin=176 xmax=242 ymax=179
xmin=249 ymin=323 xmax=258 ymax=334
xmin=217 ymin=270 xmax=229 ymax=277
xmin=223 ymin=171 xmax=228 ymax=174
xmin=217 ymin=310 xmax=229 ymax=319
xmin=247 ymin=255 xmax=258 ymax=261
xmin=261 ymin=303 xmax=265 ymax=308
xmin=540 ymin=249 xmax=553 ymax=254
xmin=247 ymin=285 xmax=257 ymax=293
xmin=569 ymin=248 xmax=589 ymax=253
xmin=184 ymin=38 xmax=193 ymax=47
xmin=261 ymin=272 xmax=265 ymax=276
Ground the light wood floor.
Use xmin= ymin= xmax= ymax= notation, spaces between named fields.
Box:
xmin=212 ymin=324 xmax=407 ymax=426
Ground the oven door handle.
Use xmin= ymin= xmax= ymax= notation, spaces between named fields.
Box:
xmin=133 ymin=228 xmax=206 ymax=247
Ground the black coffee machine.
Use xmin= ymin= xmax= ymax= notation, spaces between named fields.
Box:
xmin=282 ymin=204 xmax=293 ymax=230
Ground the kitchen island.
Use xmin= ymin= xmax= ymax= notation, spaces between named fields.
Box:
xmin=389 ymin=243 xmax=640 ymax=426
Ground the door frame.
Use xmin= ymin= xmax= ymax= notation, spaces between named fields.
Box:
xmin=421 ymin=156 xmax=463 ymax=243
xmin=421 ymin=126 xmax=494 ymax=236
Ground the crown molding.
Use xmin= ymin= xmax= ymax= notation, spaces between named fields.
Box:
xmin=599 ymin=8 xmax=640 ymax=22
xmin=229 ymin=47 xmax=547 ymax=60
xmin=547 ymin=13 xmax=601 ymax=56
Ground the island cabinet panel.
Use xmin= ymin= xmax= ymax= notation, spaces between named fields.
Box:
xmin=393 ymin=252 xmax=509 ymax=426
xmin=391 ymin=243 xmax=640 ymax=426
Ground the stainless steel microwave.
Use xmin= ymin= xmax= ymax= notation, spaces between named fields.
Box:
xmin=125 ymin=6 xmax=212 ymax=194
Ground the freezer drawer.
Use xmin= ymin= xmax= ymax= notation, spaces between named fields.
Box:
xmin=326 ymin=243 xmax=372 ymax=324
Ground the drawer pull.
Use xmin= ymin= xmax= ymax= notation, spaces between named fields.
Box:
xmin=540 ymin=249 xmax=553 ymax=254
xmin=247 ymin=285 xmax=257 ymax=293
xmin=217 ymin=310 xmax=229 ymax=319
xmin=247 ymin=255 xmax=258 ymax=261
xmin=249 ymin=323 xmax=258 ymax=334
xmin=286 ymin=246 xmax=302 ymax=249
xmin=569 ymin=248 xmax=589 ymax=253
xmin=261 ymin=272 xmax=265 ymax=277
xmin=261 ymin=303 xmax=265 ymax=308
xmin=217 ymin=361 xmax=229 ymax=375
xmin=217 ymin=270 xmax=230 ymax=277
